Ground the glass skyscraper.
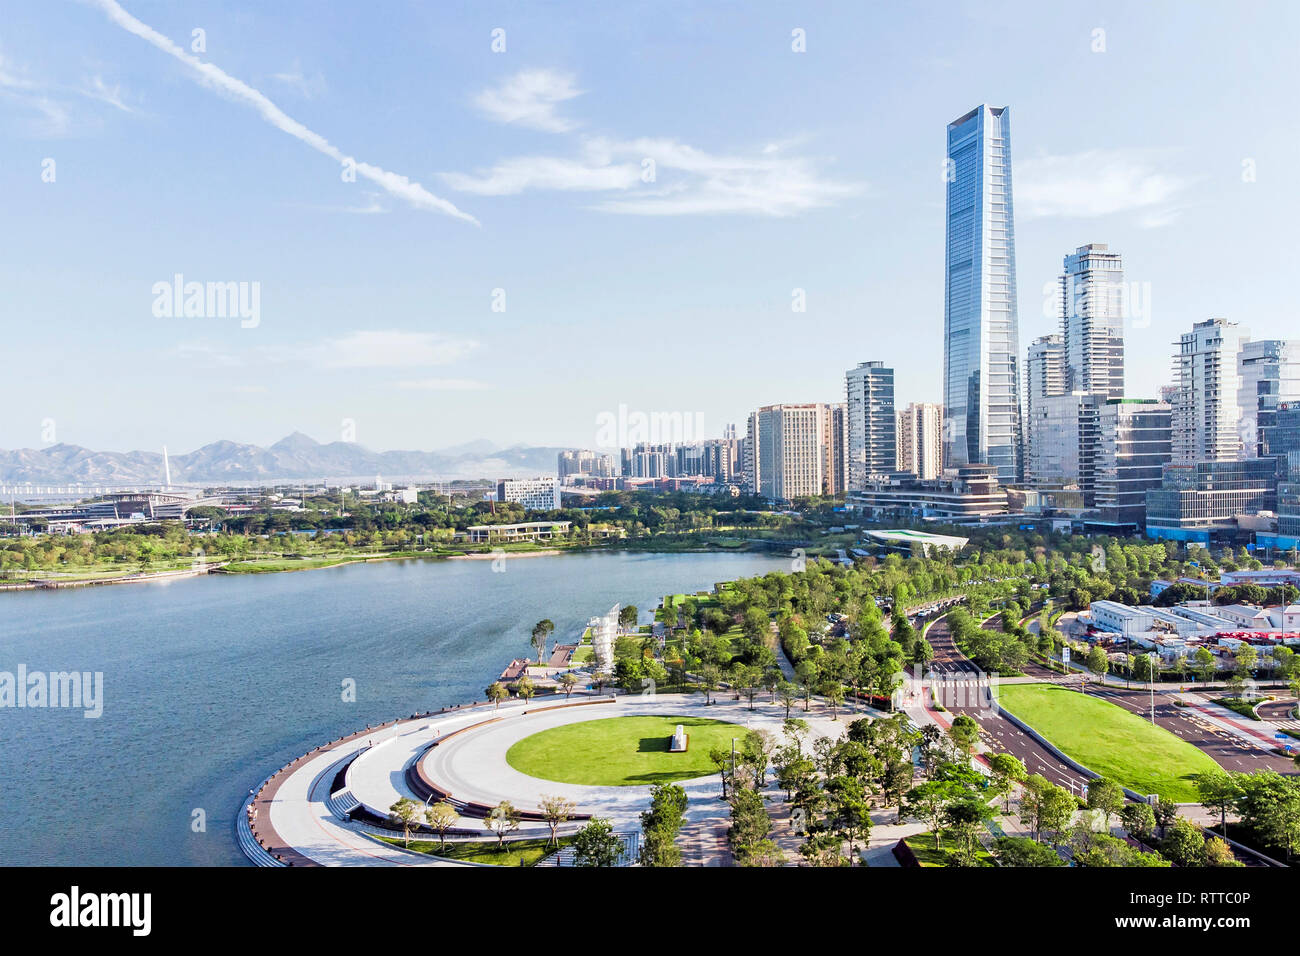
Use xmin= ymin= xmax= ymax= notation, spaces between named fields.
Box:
xmin=942 ymin=105 xmax=1022 ymax=482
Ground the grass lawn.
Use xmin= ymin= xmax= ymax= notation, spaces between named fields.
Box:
xmin=505 ymin=713 xmax=742 ymax=786
xmin=903 ymin=831 xmax=994 ymax=867
xmin=995 ymin=683 xmax=1221 ymax=802
xmin=379 ymin=836 xmax=572 ymax=866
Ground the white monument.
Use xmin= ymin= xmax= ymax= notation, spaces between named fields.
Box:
xmin=589 ymin=603 xmax=619 ymax=675
xmin=670 ymin=724 xmax=688 ymax=752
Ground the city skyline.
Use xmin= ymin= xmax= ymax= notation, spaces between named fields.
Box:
xmin=5 ymin=2 xmax=1300 ymax=456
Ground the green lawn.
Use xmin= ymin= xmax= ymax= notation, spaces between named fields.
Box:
xmin=505 ymin=714 xmax=743 ymax=786
xmin=995 ymin=683 xmax=1221 ymax=801
xmin=379 ymin=836 xmax=572 ymax=866
xmin=903 ymin=830 xmax=995 ymax=867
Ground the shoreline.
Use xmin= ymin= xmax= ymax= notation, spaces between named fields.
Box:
xmin=1 ymin=543 xmax=776 ymax=593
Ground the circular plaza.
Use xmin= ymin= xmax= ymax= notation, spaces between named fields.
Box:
xmin=240 ymin=691 xmax=848 ymax=867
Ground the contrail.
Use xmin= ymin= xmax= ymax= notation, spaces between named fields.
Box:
xmin=89 ymin=0 xmax=478 ymax=225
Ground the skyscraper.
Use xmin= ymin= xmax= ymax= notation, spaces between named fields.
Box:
xmin=1025 ymin=334 xmax=1067 ymax=482
xmin=942 ymin=105 xmax=1022 ymax=482
xmin=1170 ymin=318 xmax=1251 ymax=462
xmin=897 ymin=402 xmax=943 ymax=480
xmin=1061 ymin=243 xmax=1125 ymax=398
xmin=845 ymin=361 xmax=896 ymax=490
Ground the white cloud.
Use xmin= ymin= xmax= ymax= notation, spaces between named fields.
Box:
xmin=270 ymin=64 xmax=327 ymax=99
xmin=442 ymin=155 xmax=640 ymax=195
xmin=473 ymin=69 xmax=581 ymax=132
xmin=82 ymin=75 xmax=132 ymax=112
xmin=395 ymin=378 xmax=491 ymax=391
xmin=307 ymin=331 xmax=478 ymax=369
xmin=89 ymin=0 xmax=477 ymax=225
xmin=1016 ymin=149 xmax=1199 ymax=225
xmin=0 ymin=55 xmax=73 ymax=135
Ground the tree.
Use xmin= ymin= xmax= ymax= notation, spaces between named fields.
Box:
xmin=424 ymin=801 xmax=459 ymax=852
xmin=699 ymin=663 xmax=720 ymax=704
xmin=993 ymin=835 xmax=1064 ymax=867
xmin=539 ymin=795 xmax=577 ymax=848
xmin=619 ymin=605 xmax=639 ymax=632
xmin=485 ymin=681 xmax=508 ymax=712
xmin=1160 ymin=818 xmax=1206 ymax=867
xmin=776 ymin=680 xmax=798 ymax=719
xmin=1195 ymin=770 xmax=1242 ymax=839
xmin=1120 ymin=802 xmax=1156 ymax=843
xmin=947 ymin=714 xmax=981 ymax=757
xmin=795 ymin=660 xmax=818 ymax=711
xmin=388 ymin=797 xmax=421 ymax=848
xmin=944 ymin=796 xmax=994 ymax=866
xmin=638 ymin=783 xmax=687 ymax=867
xmin=903 ymin=780 xmax=963 ymax=849
xmin=1086 ymin=646 xmax=1109 ymax=686
xmin=1086 ymin=777 xmax=1125 ymax=831
xmin=557 ymin=671 xmax=579 ymax=699
xmin=513 ymin=675 xmax=537 ymax=702
xmin=1204 ymin=837 xmax=1243 ymax=867
xmin=484 ymin=800 xmax=521 ymax=849
xmin=1193 ymin=646 xmax=1216 ymax=684
xmin=572 ymin=817 xmax=624 ymax=866
xmin=987 ymin=753 xmax=1027 ymax=813
xmin=531 ymin=620 xmax=554 ymax=664
xmin=1019 ymin=774 xmax=1075 ymax=843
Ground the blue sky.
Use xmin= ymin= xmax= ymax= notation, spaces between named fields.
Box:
xmin=3 ymin=0 xmax=1298 ymax=455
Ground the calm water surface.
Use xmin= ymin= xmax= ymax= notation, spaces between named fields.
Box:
xmin=0 ymin=551 xmax=786 ymax=865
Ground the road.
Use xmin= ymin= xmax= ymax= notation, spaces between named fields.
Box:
xmin=925 ymin=616 xmax=1092 ymax=796
xmin=1014 ymin=619 xmax=1295 ymax=775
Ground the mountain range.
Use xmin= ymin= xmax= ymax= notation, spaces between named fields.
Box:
xmin=0 ymin=433 xmax=568 ymax=485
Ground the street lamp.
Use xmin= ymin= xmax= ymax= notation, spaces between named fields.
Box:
xmin=1148 ymin=651 xmax=1158 ymax=725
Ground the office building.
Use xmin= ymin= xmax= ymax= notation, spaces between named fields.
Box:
xmin=1238 ymin=339 xmax=1300 ymax=458
xmin=1145 ymin=458 xmax=1280 ymax=543
xmin=845 ymin=362 xmax=896 ymax=489
xmin=1024 ymin=392 xmax=1100 ymax=502
xmin=823 ymin=403 xmax=849 ymax=495
xmin=1094 ymin=399 xmax=1173 ymax=528
xmin=942 ymin=105 xmax=1023 ymax=482
xmin=1061 ymin=243 xmax=1125 ymax=398
xmin=897 ymin=402 xmax=943 ymax=480
xmin=496 ymin=477 xmax=561 ymax=511
xmin=846 ymin=464 xmax=1007 ymax=519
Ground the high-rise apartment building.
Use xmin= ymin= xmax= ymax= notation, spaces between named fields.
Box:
xmin=1025 ymin=334 xmax=1067 ymax=483
xmin=1238 ymin=339 xmax=1300 ymax=458
xmin=1094 ymin=399 xmax=1173 ymax=528
xmin=558 ymin=449 xmax=616 ymax=479
xmin=845 ymin=362 xmax=896 ymax=490
xmin=747 ymin=403 xmax=841 ymax=501
xmin=896 ymin=402 xmax=943 ymax=480
xmin=1061 ymin=243 xmax=1125 ymax=398
xmin=823 ymin=403 xmax=849 ymax=495
xmin=1170 ymin=318 xmax=1251 ymax=463
xmin=942 ymin=105 xmax=1022 ymax=482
